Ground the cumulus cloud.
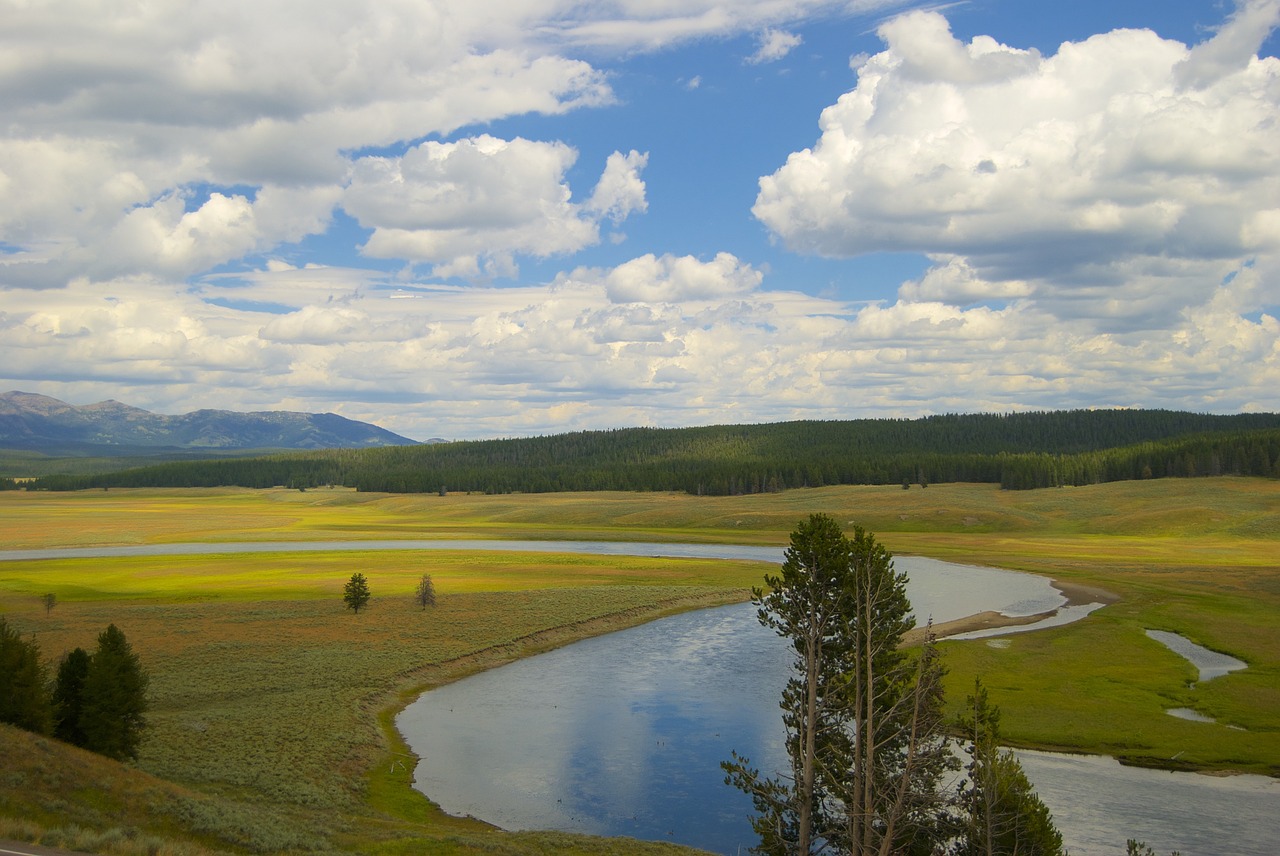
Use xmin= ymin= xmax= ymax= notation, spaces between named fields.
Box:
xmin=755 ymin=2 xmax=1280 ymax=327
xmin=603 ymin=252 xmax=763 ymax=302
xmin=0 ymin=0 xmax=919 ymax=289
xmin=1175 ymin=0 xmax=1280 ymax=87
xmin=748 ymin=28 xmax=802 ymax=64
xmin=587 ymin=150 xmax=651 ymax=223
xmin=344 ymin=136 xmax=647 ymax=277
xmin=0 ymin=2 xmax=619 ymax=288
xmin=897 ymin=256 xmax=1032 ymax=304
xmin=3 ymin=0 xmax=1276 ymax=436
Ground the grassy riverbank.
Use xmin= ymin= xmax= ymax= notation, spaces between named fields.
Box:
xmin=1 ymin=479 xmax=1277 ymax=853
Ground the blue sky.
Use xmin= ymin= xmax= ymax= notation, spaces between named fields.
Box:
xmin=2 ymin=0 xmax=1278 ymax=440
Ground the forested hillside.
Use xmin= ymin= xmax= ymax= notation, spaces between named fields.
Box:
xmin=14 ymin=410 xmax=1280 ymax=494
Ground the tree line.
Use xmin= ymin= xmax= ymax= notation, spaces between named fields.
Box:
xmin=18 ymin=409 xmax=1280 ymax=495
xmin=1 ymin=619 xmax=149 ymax=761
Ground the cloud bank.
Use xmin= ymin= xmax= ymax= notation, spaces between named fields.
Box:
xmin=1 ymin=0 xmax=1277 ymax=439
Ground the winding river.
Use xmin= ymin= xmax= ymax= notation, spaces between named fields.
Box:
xmin=400 ymin=600 xmax=1279 ymax=856
xmin=6 ymin=539 xmax=1275 ymax=853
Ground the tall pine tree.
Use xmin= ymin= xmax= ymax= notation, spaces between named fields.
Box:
xmin=79 ymin=624 xmax=149 ymax=761
xmin=834 ymin=527 xmax=954 ymax=856
xmin=724 ymin=515 xmax=956 ymax=856
xmin=52 ymin=647 xmax=91 ymax=747
xmin=0 ymin=618 xmax=52 ymax=734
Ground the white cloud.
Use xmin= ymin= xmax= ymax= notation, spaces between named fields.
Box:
xmin=344 ymin=136 xmax=646 ymax=277
xmin=536 ymin=1 xmax=913 ymax=51
xmin=755 ymin=3 xmax=1280 ymax=328
xmin=587 ymin=150 xmax=650 ymax=223
xmin=1175 ymin=0 xmax=1280 ymax=88
xmin=0 ymin=0 xmax=919 ymax=289
xmin=2 ymin=0 xmax=1276 ymax=436
xmin=603 ymin=252 xmax=763 ymax=302
xmin=3 ymin=248 xmax=1277 ymax=438
xmin=0 ymin=1 xmax=618 ymax=288
xmin=748 ymin=28 xmax=802 ymax=64
xmin=897 ymin=256 xmax=1032 ymax=305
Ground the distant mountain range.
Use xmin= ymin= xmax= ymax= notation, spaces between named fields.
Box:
xmin=0 ymin=391 xmax=420 ymax=454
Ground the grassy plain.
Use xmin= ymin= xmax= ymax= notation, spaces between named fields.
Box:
xmin=1 ymin=479 xmax=1278 ymax=854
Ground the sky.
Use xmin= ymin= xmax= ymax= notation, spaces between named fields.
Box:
xmin=2 ymin=0 xmax=1278 ymax=441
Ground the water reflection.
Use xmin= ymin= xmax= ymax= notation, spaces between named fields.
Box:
xmin=401 ymin=601 xmax=1280 ymax=856
xmin=1166 ymin=707 xmax=1216 ymax=723
xmin=1016 ymin=751 xmax=1278 ymax=856
xmin=399 ymin=603 xmax=785 ymax=852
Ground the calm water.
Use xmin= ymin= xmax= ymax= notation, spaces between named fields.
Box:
xmin=400 ymin=602 xmax=789 ymax=853
xmin=1146 ymin=629 xmax=1248 ymax=682
xmin=400 ymin=601 xmax=1280 ymax=856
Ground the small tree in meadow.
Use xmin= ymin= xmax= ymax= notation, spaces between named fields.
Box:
xmin=415 ymin=573 xmax=437 ymax=610
xmin=344 ymin=572 xmax=371 ymax=614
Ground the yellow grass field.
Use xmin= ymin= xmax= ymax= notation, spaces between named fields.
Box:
xmin=1 ymin=479 xmax=1278 ymax=854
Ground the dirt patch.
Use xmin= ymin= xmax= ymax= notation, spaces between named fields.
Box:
xmin=904 ymin=610 xmax=1048 ymax=644
xmin=1051 ymin=578 xmax=1119 ymax=606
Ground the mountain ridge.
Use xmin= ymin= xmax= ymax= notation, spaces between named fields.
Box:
xmin=0 ymin=391 xmax=420 ymax=453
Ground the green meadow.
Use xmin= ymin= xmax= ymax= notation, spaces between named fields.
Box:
xmin=1 ymin=479 xmax=1277 ymax=854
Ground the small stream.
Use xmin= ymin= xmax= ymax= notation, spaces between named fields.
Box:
xmin=1145 ymin=629 xmax=1249 ymax=726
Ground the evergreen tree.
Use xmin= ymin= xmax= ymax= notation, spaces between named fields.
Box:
xmin=836 ymin=529 xmax=955 ymax=856
xmin=79 ymin=624 xmax=149 ymax=761
xmin=0 ymin=618 xmax=52 ymax=734
xmin=415 ymin=573 xmax=437 ymax=610
xmin=723 ymin=515 xmax=955 ymax=855
xmin=52 ymin=646 xmax=91 ymax=747
xmin=724 ymin=512 xmax=854 ymax=855
xmin=954 ymin=678 xmax=1063 ymax=856
xmin=344 ymin=572 xmax=371 ymax=614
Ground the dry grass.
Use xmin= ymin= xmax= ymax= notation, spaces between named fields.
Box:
xmin=1 ymin=541 xmax=753 ymax=852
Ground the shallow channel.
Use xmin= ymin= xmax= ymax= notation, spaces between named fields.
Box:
xmin=1145 ymin=629 xmax=1248 ymax=682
